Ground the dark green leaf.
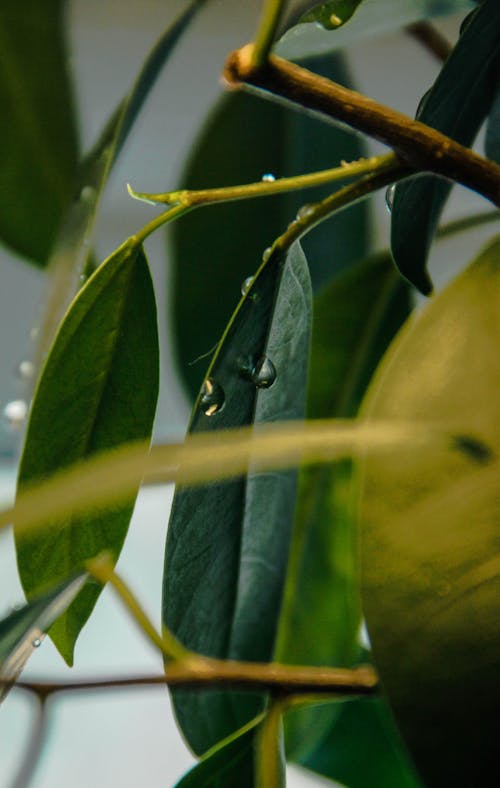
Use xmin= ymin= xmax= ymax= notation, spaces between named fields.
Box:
xmin=391 ymin=0 xmax=500 ymax=294
xmin=359 ymin=235 xmax=500 ymax=787
xmin=277 ymin=0 xmax=473 ymax=59
xmin=14 ymin=243 xmax=159 ymax=665
xmin=300 ymin=1 xmax=365 ymax=30
xmin=302 ymin=697 xmax=422 ymax=788
xmin=0 ymin=574 xmax=86 ymax=701
xmin=0 ymin=0 xmax=79 ymax=264
xmin=485 ymin=78 xmax=500 ymax=163
xmin=274 ymin=253 xmax=412 ymax=758
xmin=169 ymin=54 xmax=369 ymax=399
xmin=163 ymin=242 xmax=312 ymax=755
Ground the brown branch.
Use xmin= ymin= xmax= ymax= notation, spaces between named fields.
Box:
xmin=9 ymin=660 xmax=377 ymax=699
xmin=406 ymin=21 xmax=452 ymax=63
xmin=223 ymin=46 xmax=500 ymax=206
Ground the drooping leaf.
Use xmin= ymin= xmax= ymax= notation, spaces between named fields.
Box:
xmin=0 ymin=0 xmax=79 ymax=264
xmin=274 ymin=254 xmax=412 ymax=758
xmin=0 ymin=574 xmax=86 ymax=701
xmin=300 ymin=1 xmax=365 ymax=30
xmin=15 ymin=243 xmax=159 ymax=665
xmin=277 ymin=0 xmax=474 ymax=60
xmin=163 ymin=242 xmax=312 ymax=755
xmin=169 ymin=54 xmax=369 ymax=399
xmin=390 ymin=0 xmax=500 ymax=294
xmin=359 ymin=235 xmax=500 ymax=786
xmin=302 ymin=697 xmax=422 ymax=788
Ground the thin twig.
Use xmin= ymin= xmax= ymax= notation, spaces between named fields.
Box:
xmin=223 ymin=46 xmax=500 ymax=206
xmin=10 ymin=697 xmax=49 ymax=788
xmin=406 ymin=21 xmax=452 ymax=63
xmin=8 ymin=662 xmax=377 ymax=698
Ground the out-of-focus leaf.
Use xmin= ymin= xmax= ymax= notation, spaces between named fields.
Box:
xmin=0 ymin=574 xmax=86 ymax=701
xmin=274 ymin=254 xmax=412 ymax=758
xmin=0 ymin=0 xmax=79 ymax=264
xmin=485 ymin=80 xmax=500 ymax=163
xmin=302 ymin=697 xmax=422 ymax=788
xmin=277 ymin=0 xmax=473 ymax=60
xmin=163 ymin=242 xmax=312 ymax=755
xmin=300 ymin=1 xmax=365 ymax=30
xmin=359 ymin=235 xmax=500 ymax=787
xmin=15 ymin=243 xmax=159 ymax=665
xmin=391 ymin=0 xmax=500 ymax=294
xmin=169 ymin=54 xmax=369 ymax=399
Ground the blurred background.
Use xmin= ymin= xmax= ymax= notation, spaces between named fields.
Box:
xmin=0 ymin=0 xmax=494 ymax=785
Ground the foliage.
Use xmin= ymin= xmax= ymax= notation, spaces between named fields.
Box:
xmin=0 ymin=0 xmax=498 ymax=786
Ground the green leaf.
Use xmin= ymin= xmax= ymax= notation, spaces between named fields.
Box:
xmin=277 ymin=0 xmax=474 ymax=60
xmin=14 ymin=243 xmax=159 ymax=665
xmin=390 ymin=0 xmax=500 ymax=294
xmin=359 ymin=235 xmax=500 ymax=787
xmin=300 ymin=1 xmax=365 ymax=30
xmin=0 ymin=0 xmax=79 ymax=264
xmin=485 ymin=80 xmax=500 ymax=163
xmin=169 ymin=54 xmax=369 ymax=399
xmin=0 ymin=574 xmax=86 ymax=701
xmin=163 ymin=242 xmax=312 ymax=755
xmin=302 ymin=697 xmax=423 ymax=788
xmin=274 ymin=254 xmax=412 ymax=758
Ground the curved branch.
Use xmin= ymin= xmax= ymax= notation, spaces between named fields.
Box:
xmin=223 ymin=46 xmax=500 ymax=206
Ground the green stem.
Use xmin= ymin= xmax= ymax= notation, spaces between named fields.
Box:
xmin=256 ymin=702 xmax=286 ymax=788
xmin=86 ymin=554 xmax=188 ymax=662
xmin=127 ymin=153 xmax=397 ymax=208
xmin=251 ymin=0 xmax=288 ymax=68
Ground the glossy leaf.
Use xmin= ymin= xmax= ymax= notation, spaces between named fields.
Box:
xmin=391 ymin=0 xmax=500 ymax=294
xmin=163 ymin=242 xmax=312 ymax=755
xmin=15 ymin=243 xmax=159 ymax=665
xmin=300 ymin=1 xmax=365 ymax=30
xmin=169 ymin=54 xmax=369 ymax=399
xmin=277 ymin=0 xmax=473 ymax=60
xmin=274 ymin=254 xmax=412 ymax=758
xmin=0 ymin=0 xmax=79 ymax=264
xmin=302 ymin=697 xmax=422 ymax=788
xmin=0 ymin=574 xmax=86 ymax=701
xmin=176 ymin=729 xmax=256 ymax=787
xmin=359 ymin=235 xmax=500 ymax=786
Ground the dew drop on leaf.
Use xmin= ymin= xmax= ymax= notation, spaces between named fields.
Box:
xmin=241 ymin=276 xmax=254 ymax=296
xmin=385 ymin=184 xmax=396 ymax=214
xmin=80 ymin=185 xmax=96 ymax=205
xmin=200 ymin=378 xmax=225 ymax=416
xmin=31 ymin=638 xmax=42 ymax=648
xmin=296 ymin=203 xmax=315 ymax=220
xmin=262 ymin=247 xmax=272 ymax=263
xmin=251 ymin=356 xmax=276 ymax=389
xmin=2 ymin=399 xmax=28 ymax=430
xmin=261 ymin=173 xmax=276 ymax=182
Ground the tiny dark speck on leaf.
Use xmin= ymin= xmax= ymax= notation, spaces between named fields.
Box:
xmin=452 ymin=434 xmax=494 ymax=464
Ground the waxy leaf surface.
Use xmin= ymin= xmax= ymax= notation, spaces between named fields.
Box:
xmin=15 ymin=244 xmax=159 ymax=665
xmin=163 ymin=242 xmax=312 ymax=754
xmin=169 ymin=54 xmax=369 ymax=398
xmin=0 ymin=0 xmax=79 ymax=264
xmin=359 ymin=236 xmax=500 ymax=786
xmin=391 ymin=0 xmax=500 ymax=293
xmin=275 ymin=254 xmax=412 ymax=758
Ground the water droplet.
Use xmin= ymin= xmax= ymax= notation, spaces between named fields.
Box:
xmin=32 ymin=638 xmax=42 ymax=648
xmin=79 ymin=273 xmax=88 ymax=284
xmin=80 ymin=185 xmax=96 ymax=205
xmin=16 ymin=360 xmax=35 ymax=382
xmin=261 ymin=173 xmax=276 ymax=182
xmin=385 ymin=184 xmax=396 ymax=214
xmin=251 ymin=356 xmax=276 ymax=389
xmin=200 ymin=378 xmax=225 ymax=416
xmin=241 ymin=276 xmax=254 ymax=296
xmin=262 ymin=247 xmax=272 ymax=263
xmin=296 ymin=204 xmax=315 ymax=220
xmin=2 ymin=400 xmax=28 ymax=431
